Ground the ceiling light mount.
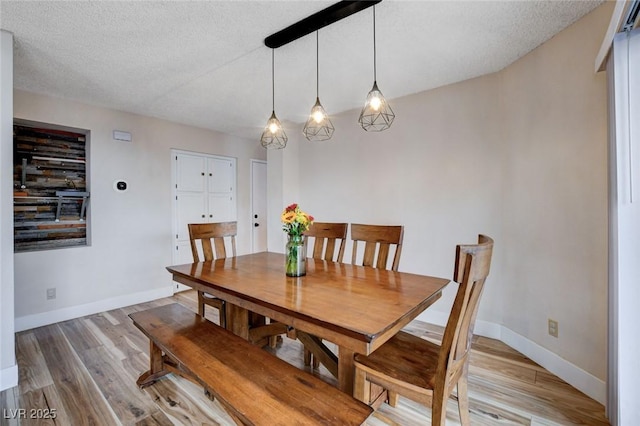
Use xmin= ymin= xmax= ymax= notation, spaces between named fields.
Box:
xmin=264 ymin=1 xmax=381 ymax=49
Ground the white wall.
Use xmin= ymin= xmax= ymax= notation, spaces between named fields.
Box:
xmin=500 ymin=3 xmax=609 ymax=381
xmin=11 ymin=90 xmax=265 ymax=330
xmin=266 ymin=144 xmax=284 ymax=253
xmin=294 ymin=72 xmax=504 ymax=326
xmin=0 ymin=30 xmax=18 ymax=392
xmin=266 ymin=125 xmax=302 ymax=254
xmin=270 ymin=2 xmax=611 ymax=404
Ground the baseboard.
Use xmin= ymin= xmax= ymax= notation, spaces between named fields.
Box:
xmin=0 ymin=364 xmax=18 ymax=392
xmin=415 ymin=310 xmax=606 ymax=405
xmin=15 ymin=286 xmax=174 ymax=332
xmin=500 ymin=326 xmax=606 ymax=405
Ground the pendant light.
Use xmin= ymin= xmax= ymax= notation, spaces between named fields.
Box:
xmin=261 ymin=49 xmax=287 ymax=149
xmin=303 ymin=31 xmax=334 ymax=141
xmin=358 ymin=5 xmax=395 ymax=132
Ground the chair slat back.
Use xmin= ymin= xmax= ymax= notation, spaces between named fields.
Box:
xmin=303 ymin=222 xmax=348 ymax=262
xmin=437 ymin=235 xmax=493 ymax=391
xmin=188 ymin=222 xmax=237 ymax=262
xmin=350 ymin=224 xmax=404 ymax=271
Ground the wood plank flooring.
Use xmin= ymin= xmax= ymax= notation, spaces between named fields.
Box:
xmin=1 ymin=290 xmax=608 ymax=425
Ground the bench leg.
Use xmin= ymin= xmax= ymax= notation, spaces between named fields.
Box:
xmin=136 ymin=340 xmax=170 ymax=388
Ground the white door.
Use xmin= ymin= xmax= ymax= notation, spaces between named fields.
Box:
xmin=172 ymin=150 xmax=237 ymax=292
xmin=175 ymin=154 xmax=207 ymax=269
xmin=176 ymin=192 xmax=207 ymax=241
xmin=208 ymin=157 xmax=236 ymax=222
xmin=177 ymin=154 xmax=206 ymax=192
xmin=251 ymin=160 xmax=267 ymax=252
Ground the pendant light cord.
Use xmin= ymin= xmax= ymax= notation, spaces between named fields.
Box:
xmin=373 ymin=5 xmax=377 ymax=82
xmin=316 ymin=31 xmax=319 ymax=98
xmin=271 ymin=48 xmax=275 ymax=111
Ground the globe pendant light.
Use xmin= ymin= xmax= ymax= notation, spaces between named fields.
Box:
xmin=303 ymin=31 xmax=334 ymax=141
xmin=261 ymin=49 xmax=287 ymax=149
xmin=358 ymin=5 xmax=394 ymax=132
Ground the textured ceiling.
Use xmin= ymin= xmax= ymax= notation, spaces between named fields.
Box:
xmin=1 ymin=0 xmax=603 ymax=140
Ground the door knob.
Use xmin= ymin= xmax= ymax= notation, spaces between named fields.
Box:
xmin=254 ymin=223 xmax=259 ymax=227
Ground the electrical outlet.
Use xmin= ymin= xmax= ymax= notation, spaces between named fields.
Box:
xmin=46 ymin=288 xmax=56 ymax=300
xmin=548 ymin=318 xmax=558 ymax=338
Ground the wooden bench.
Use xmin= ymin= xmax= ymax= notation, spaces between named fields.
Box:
xmin=129 ymin=303 xmax=372 ymax=426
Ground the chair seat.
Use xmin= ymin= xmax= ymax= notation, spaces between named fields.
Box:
xmin=202 ymin=292 xmax=219 ymax=300
xmin=200 ymin=292 xmax=223 ymax=306
xmin=354 ymin=331 xmax=439 ymax=392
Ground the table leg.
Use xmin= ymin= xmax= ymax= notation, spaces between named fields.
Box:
xmin=338 ymin=347 xmax=355 ymax=395
xmin=225 ymin=303 xmax=249 ymax=339
xmin=225 ymin=302 xmax=286 ymax=347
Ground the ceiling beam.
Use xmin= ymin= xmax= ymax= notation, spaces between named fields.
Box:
xmin=264 ymin=0 xmax=381 ymax=49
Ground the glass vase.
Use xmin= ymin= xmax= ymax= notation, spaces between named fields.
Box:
xmin=285 ymin=234 xmax=306 ymax=277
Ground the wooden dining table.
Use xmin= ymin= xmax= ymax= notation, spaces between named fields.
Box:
xmin=166 ymin=251 xmax=450 ymax=395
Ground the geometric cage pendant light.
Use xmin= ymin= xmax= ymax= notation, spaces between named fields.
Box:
xmin=261 ymin=49 xmax=288 ymax=149
xmin=303 ymin=31 xmax=334 ymax=141
xmin=358 ymin=4 xmax=395 ymax=132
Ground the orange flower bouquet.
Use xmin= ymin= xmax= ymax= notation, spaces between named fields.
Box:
xmin=281 ymin=203 xmax=313 ymax=276
xmin=281 ymin=203 xmax=314 ymax=237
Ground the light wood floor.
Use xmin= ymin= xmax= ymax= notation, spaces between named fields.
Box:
xmin=1 ymin=290 xmax=608 ymax=425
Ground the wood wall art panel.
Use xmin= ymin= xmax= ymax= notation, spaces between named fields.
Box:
xmin=13 ymin=124 xmax=89 ymax=252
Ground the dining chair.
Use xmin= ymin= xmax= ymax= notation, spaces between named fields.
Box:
xmin=303 ymin=222 xmax=348 ymax=262
xmin=350 ymin=223 xmax=404 ymax=271
xmin=300 ymin=222 xmax=348 ymax=367
xmin=353 ymin=234 xmax=494 ymax=426
xmin=188 ymin=222 xmax=238 ymax=328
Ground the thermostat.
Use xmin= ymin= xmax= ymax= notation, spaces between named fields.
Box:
xmin=113 ymin=180 xmax=129 ymax=192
